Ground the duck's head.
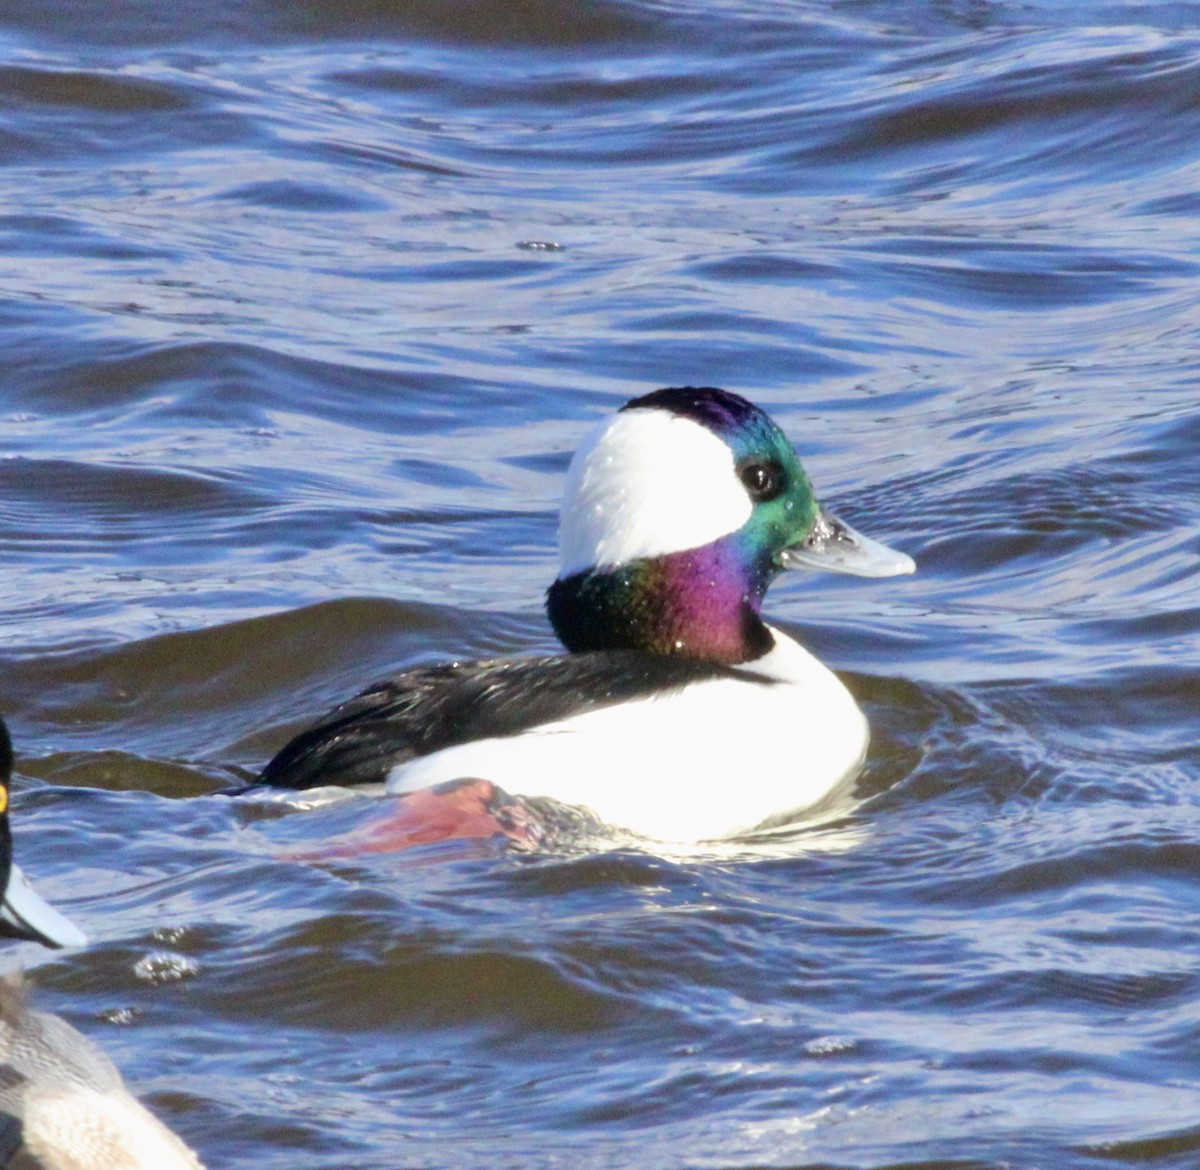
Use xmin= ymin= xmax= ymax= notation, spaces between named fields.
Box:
xmin=0 ymin=719 xmax=86 ymax=949
xmin=546 ymin=386 xmax=913 ymax=664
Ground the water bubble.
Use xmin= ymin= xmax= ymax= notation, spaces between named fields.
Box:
xmin=133 ymin=952 xmax=199 ymax=984
xmin=152 ymin=925 xmax=191 ymax=946
xmin=100 ymin=1006 xmax=143 ymax=1026
xmin=805 ymin=1036 xmax=855 ymax=1057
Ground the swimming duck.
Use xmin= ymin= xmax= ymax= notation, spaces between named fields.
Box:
xmin=0 ymin=721 xmax=85 ymax=952
xmin=258 ymin=387 xmax=914 ymax=842
xmin=0 ymin=976 xmax=205 ymax=1170
xmin=0 ymin=717 xmax=204 ymax=1170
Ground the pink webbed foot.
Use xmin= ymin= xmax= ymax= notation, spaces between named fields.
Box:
xmin=289 ymin=779 xmax=544 ymax=859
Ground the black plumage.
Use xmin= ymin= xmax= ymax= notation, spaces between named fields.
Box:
xmin=258 ymin=650 xmax=772 ymax=791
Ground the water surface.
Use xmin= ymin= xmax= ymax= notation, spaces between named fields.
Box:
xmin=3 ymin=1 xmax=1200 ymax=1167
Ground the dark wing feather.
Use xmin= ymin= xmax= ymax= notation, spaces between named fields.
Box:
xmin=258 ymin=650 xmax=762 ymax=790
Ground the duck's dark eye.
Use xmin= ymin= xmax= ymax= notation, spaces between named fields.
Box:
xmin=738 ymin=459 xmax=784 ymax=503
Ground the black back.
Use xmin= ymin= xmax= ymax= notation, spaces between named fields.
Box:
xmin=258 ymin=650 xmax=771 ymax=791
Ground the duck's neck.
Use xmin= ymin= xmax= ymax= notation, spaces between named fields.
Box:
xmin=546 ymin=536 xmax=775 ymax=665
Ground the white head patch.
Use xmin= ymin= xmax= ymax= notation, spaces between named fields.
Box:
xmin=557 ymin=408 xmax=753 ymax=577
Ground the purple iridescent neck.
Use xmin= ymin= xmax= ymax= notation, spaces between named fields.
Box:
xmin=546 ymin=532 xmax=776 ymax=665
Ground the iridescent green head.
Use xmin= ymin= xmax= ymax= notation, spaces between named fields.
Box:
xmin=547 ymin=387 xmax=913 ymax=663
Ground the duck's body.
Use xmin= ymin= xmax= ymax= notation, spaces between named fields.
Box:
xmin=259 ymin=387 xmax=913 ymax=842
xmin=0 ymin=977 xmax=203 ymax=1170
xmin=264 ymin=632 xmax=866 ymax=841
xmin=392 ymin=629 xmax=866 ymax=841
xmin=0 ymin=719 xmax=204 ymax=1170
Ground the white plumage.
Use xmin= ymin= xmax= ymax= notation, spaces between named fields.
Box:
xmin=387 ymin=627 xmax=867 ymax=841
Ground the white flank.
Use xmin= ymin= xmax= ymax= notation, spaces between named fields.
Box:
xmin=558 ymin=409 xmax=753 ymax=577
xmin=25 ymin=1085 xmax=204 ymax=1170
xmin=385 ymin=628 xmax=869 ymax=843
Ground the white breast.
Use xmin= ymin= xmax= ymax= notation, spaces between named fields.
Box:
xmin=385 ymin=629 xmax=868 ymax=842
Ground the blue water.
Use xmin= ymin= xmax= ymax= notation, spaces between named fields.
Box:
xmin=3 ymin=1 xmax=1200 ymax=1166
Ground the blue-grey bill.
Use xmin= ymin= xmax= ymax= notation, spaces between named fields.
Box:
xmin=781 ymin=505 xmax=915 ymax=578
xmin=2 ymin=864 xmax=87 ymax=948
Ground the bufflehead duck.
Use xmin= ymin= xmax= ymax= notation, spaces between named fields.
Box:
xmin=259 ymin=387 xmax=914 ymax=842
xmin=0 ymin=718 xmax=204 ymax=1170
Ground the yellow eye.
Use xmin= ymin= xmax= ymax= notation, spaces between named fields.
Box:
xmin=0 ymin=786 xmax=9 ymax=815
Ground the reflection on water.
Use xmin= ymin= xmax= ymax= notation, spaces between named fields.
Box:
xmin=1 ymin=1 xmax=1200 ymax=1167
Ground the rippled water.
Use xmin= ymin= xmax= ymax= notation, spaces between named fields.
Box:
xmin=4 ymin=1 xmax=1200 ymax=1166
